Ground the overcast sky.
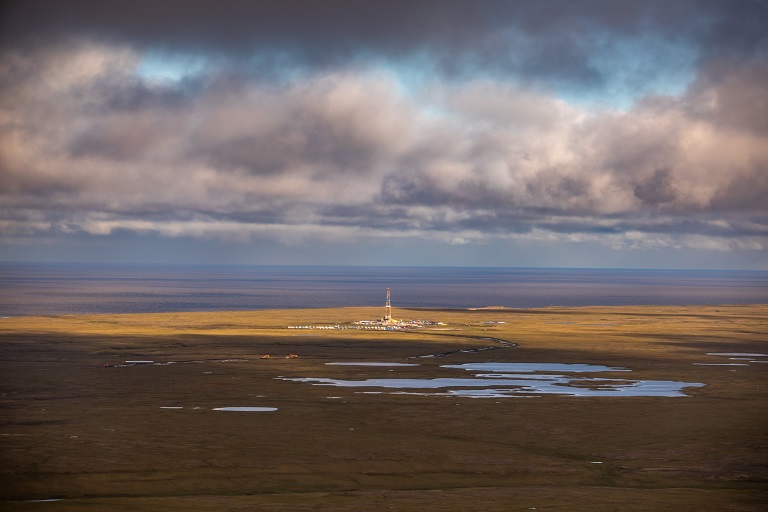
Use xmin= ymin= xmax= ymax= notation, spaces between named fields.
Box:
xmin=1 ymin=1 xmax=767 ymax=269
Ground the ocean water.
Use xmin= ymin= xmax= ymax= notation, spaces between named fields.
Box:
xmin=0 ymin=263 xmax=766 ymax=316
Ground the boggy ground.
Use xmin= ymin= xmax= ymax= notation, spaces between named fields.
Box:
xmin=1 ymin=304 xmax=767 ymax=511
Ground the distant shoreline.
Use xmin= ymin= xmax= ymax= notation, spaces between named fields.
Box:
xmin=2 ymin=265 xmax=766 ymax=316
xmin=2 ymin=302 xmax=767 ymax=321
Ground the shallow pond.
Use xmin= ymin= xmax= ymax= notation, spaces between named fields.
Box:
xmin=281 ymin=362 xmax=704 ymax=398
xmin=212 ymin=407 xmax=278 ymax=412
xmin=160 ymin=406 xmax=278 ymax=411
xmin=697 ymin=352 xmax=768 ymax=366
xmin=326 ymin=362 xmax=420 ymax=367
xmin=443 ymin=362 xmax=629 ymax=373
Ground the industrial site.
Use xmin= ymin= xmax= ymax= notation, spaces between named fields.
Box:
xmin=288 ymin=288 xmax=446 ymax=331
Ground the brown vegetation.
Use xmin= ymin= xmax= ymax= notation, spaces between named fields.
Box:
xmin=1 ymin=305 xmax=767 ymax=511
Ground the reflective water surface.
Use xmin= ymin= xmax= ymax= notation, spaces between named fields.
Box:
xmin=281 ymin=362 xmax=704 ymax=398
xmin=212 ymin=407 xmax=278 ymax=412
xmin=326 ymin=362 xmax=420 ymax=367
xmin=697 ymin=353 xmax=768 ymax=366
xmin=443 ymin=363 xmax=629 ymax=373
xmin=3 ymin=264 xmax=765 ymax=315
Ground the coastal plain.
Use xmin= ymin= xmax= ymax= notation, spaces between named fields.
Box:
xmin=1 ymin=305 xmax=767 ymax=511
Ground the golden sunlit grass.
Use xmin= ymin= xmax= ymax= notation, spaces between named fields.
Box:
xmin=1 ymin=305 xmax=767 ymax=511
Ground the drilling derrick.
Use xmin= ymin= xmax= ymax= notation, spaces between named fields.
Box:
xmin=385 ymin=287 xmax=392 ymax=322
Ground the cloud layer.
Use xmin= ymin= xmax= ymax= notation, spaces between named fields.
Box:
xmin=0 ymin=1 xmax=766 ymax=265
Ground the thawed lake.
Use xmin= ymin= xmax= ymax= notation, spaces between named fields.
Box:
xmin=281 ymin=362 xmax=705 ymax=398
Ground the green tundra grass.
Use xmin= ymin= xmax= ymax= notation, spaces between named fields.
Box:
xmin=1 ymin=304 xmax=767 ymax=511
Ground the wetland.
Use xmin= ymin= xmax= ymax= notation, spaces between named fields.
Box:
xmin=1 ymin=304 xmax=767 ymax=511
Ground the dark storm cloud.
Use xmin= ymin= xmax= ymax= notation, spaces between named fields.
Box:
xmin=632 ymin=168 xmax=677 ymax=206
xmin=2 ymin=0 xmax=766 ymax=83
xmin=687 ymin=60 xmax=768 ymax=136
xmin=711 ymin=166 xmax=768 ymax=212
xmin=0 ymin=1 xmax=766 ymax=258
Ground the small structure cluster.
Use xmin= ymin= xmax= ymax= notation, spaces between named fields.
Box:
xmin=287 ymin=289 xmax=445 ymax=331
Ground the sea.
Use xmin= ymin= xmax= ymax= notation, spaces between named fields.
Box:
xmin=0 ymin=263 xmax=766 ymax=317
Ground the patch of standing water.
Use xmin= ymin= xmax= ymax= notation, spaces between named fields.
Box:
xmin=443 ymin=363 xmax=629 ymax=373
xmin=326 ymin=362 xmax=420 ymax=367
xmin=707 ymin=353 xmax=768 ymax=357
xmin=698 ymin=353 xmax=768 ymax=366
xmin=694 ymin=363 xmax=749 ymax=366
xmin=280 ymin=362 xmax=704 ymax=398
xmin=213 ymin=407 xmax=277 ymax=412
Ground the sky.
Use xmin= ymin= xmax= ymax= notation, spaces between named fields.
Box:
xmin=0 ymin=1 xmax=767 ymax=269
